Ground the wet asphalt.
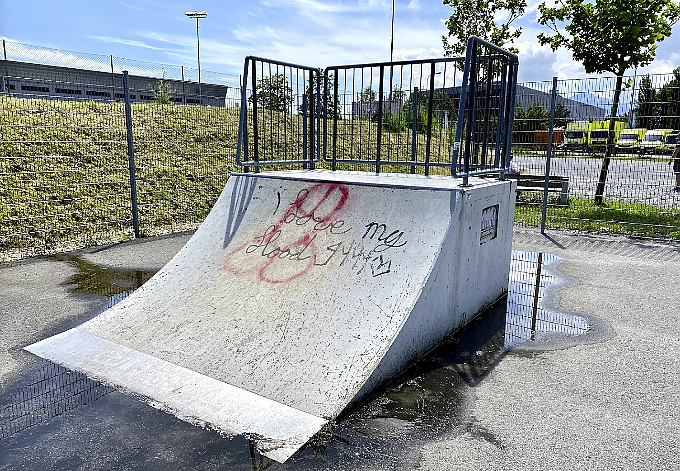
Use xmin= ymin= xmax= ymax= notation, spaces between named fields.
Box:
xmin=1 ymin=228 xmax=679 ymax=470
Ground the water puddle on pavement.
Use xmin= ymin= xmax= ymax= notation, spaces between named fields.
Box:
xmin=1 ymin=250 xmax=595 ymax=470
xmin=54 ymin=254 xmax=155 ymax=299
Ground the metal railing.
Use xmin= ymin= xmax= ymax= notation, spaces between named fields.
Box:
xmin=236 ymin=57 xmax=322 ymax=170
xmin=236 ymin=37 xmax=519 ymax=181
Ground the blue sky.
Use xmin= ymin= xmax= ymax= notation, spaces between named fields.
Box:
xmin=1 ymin=0 xmax=679 ymax=85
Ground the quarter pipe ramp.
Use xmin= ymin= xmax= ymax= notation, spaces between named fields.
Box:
xmin=26 ymin=169 xmax=515 ymax=462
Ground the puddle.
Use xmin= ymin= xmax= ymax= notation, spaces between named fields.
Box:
xmin=54 ymin=254 xmax=155 ymax=297
xmin=0 ymin=250 xmax=599 ymax=470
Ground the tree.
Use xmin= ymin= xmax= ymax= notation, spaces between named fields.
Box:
xmin=634 ymin=75 xmax=659 ymax=129
xmin=514 ymin=102 xmax=550 ymax=144
xmin=153 ymin=79 xmax=174 ymax=105
xmin=655 ymin=67 xmax=680 ymax=129
xmin=554 ymin=104 xmax=571 ymax=129
xmin=359 ymin=87 xmax=376 ymax=102
xmin=298 ymin=69 xmax=341 ymax=119
xmin=249 ymin=74 xmax=293 ymax=112
xmin=537 ymin=0 xmax=680 ymax=204
xmin=442 ymin=0 xmax=527 ymax=57
xmin=391 ymin=86 xmax=407 ymax=103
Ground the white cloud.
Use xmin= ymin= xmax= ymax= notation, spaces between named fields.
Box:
xmin=90 ymin=36 xmax=167 ymax=50
xmin=407 ymin=0 xmax=421 ymax=11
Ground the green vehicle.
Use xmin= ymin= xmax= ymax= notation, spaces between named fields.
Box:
xmin=615 ymin=128 xmax=647 ymax=154
xmin=590 ymin=121 xmax=626 ymax=152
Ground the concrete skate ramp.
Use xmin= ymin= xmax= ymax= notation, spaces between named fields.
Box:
xmin=26 ymin=170 xmax=515 ymax=462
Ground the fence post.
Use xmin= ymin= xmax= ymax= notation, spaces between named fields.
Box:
xmin=376 ymin=64 xmax=384 ymax=174
xmin=123 ymin=71 xmax=141 ymax=238
xmin=1 ymin=39 xmax=7 ymax=94
xmin=425 ymin=62 xmax=436 ymax=176
xmin=181 ymin=66 xmax=186 ymax=105
xmin=110 ymin=55 xmax=115 ymax=99
xmin=541 ymin=76 xmax=558 ymax=234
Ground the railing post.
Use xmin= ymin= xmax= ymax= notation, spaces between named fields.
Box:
xmin=462 ymin=38 xmax=479 ymax=187
xmin=425 ymin=62 xmax=435 ymax=176
xmin=541 ymin=76 xmax=558 ymax=234
xmin=251 ymin=59 xmax=259 ymax=173
xmin=411 ymin=87 xmax=418 ymax=174
xmin=123 ymin=71 xmax=140 ymax=239
xmin=332 ymin=72 xmax=339 ymax=171
xmin=302 ymin=93 xmax=308 ymax=168
xmin=376 ymin=65 xmax=384 ymax=174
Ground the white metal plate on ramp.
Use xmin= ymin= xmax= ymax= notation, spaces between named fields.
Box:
xmin=26 ymin=170 xmax=515 ymax=462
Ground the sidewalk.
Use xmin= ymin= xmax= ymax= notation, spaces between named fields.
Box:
xmin=419 ymin=229 xmax=680 ymax=470
xmin=1 ymin=228 xmax=679 ymax=470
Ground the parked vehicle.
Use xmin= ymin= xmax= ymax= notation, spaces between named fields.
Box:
xmin=590 ymin=121 xmax=627 ymax=151
xmin=615 ymin=128 xmax=647 ymax=154
xmin=564 ymin=121 xmax=600 ymax=150
xmin=640 ymin=129 xmax=674 ymax=154
xmin=662 ymin=130 xmax=680 ymax=153
xmin=534 ymin=128 xmax=564 ymax=149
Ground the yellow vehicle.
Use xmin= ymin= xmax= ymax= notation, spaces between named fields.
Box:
xmin=564 ymin=121 xmax=601 ymax=150
xmin=640 ymin=129 xmax=674 ymax=154
xmin=590 ymin=121 xmax=627 ymax=151
xmin=615 ymin=128 xmax=647 ymax=154
xmin=662 ymin=130 xmax=680 ymax=154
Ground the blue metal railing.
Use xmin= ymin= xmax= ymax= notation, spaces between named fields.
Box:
xmin=236 ymin=37 xmax=519 ymax=181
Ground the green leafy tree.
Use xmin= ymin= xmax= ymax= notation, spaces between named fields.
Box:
xmin=513 ymin=103 xmax=550 ymax=143
xmin=655 ymin=67 xmax=680 ymax=129
xmin=298 ymin=69 xmax=341 ymax=119
xmin=390 ymin=86 xmax=407 ymax=103
xmin=634 ymin=75 xmax=659 ymax=129
xmin=359 ymin=87 xmax=376 ymax=102
xmin=537 ymin=0 xmax=680 ymax=204
xmin=249 ymin=73 xmax=293 ymax=112
xmin=442 ymin=0 xmax=527 ymax=57
xmin=513 ymin=102 xmax=570 ymax=143
xmin=554 ymin=103 xmax=571 ymax=129
xmin=153 ymin=79 xmax=174 ymax=105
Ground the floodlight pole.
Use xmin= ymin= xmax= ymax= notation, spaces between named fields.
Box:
xmin=185 ymin=11 xmax=207 ymax=98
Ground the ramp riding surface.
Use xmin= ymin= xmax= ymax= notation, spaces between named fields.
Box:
xmin=26 ymin=170 xmax=515 ymax=462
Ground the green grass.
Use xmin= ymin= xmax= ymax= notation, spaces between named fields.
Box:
xmin=515 ymin=197 xmax=680 ymax=240
xmin=1 ymin=95 xmax=678 ymax=260
xmin=0 ymin=96 xmax=240 ymax=259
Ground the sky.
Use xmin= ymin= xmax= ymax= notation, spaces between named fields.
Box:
xmin=1 ymin=0 xmax=679 ymax=86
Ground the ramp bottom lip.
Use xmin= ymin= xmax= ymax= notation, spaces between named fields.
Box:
xmin=24 ymin=328 xmax=327 ymax=463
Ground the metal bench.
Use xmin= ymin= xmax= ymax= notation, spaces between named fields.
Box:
xmin=506 ymin=174 xmax=569 ymax=205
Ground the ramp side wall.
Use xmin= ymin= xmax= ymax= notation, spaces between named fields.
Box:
xmin=342 ymin=179 xmax=516 ymax=416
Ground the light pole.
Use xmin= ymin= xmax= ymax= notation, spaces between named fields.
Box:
xmin=185 ymin=11 xmax=207 ymax=98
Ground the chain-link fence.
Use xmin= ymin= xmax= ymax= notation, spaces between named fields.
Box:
xmin=1 ymin=40 xmax=679 ymax=261
xmin=0 ymin=40 xmax=242 ymax=259
xmin=512 ymin=73 xmax=680 ymax=239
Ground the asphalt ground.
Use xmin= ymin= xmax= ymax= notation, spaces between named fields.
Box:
xmin=1 ymin=228 xmax=678 ymax=470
